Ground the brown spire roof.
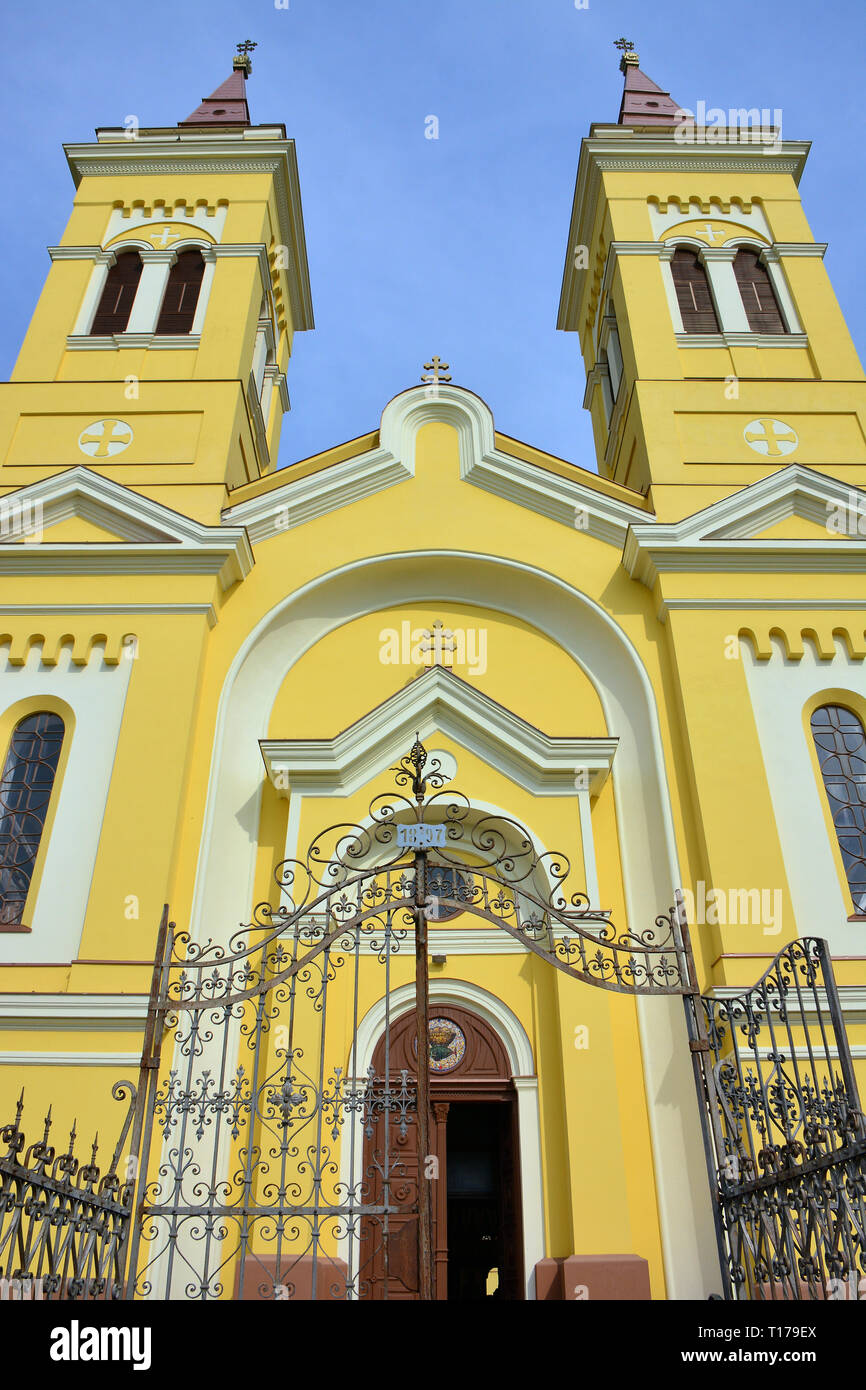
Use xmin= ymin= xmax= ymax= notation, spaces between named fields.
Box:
xmin=181 ymin=55 xmax=252 ymax=127
xmin=616 ymin=48 xmax=682 ymax=127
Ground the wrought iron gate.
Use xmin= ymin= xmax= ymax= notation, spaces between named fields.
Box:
xmin=683 ymin=930 xmax=866 ymax=1300
xmin=120 ymin=739 xmax=692 ymax=1300
xmin=2 ymin=741 xmax=862 ymax=1300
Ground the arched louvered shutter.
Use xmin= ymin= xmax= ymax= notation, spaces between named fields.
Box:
xmin=90 ymin=251 xmax=143 ymax=335
xmin=0 ymin=712 xmax=65 ymax=925
xmin=733 ymin=248 xmax=786 ymax=333
xmin=810 ymin=704 xmax=866 ymax=914
xmin=670 ymin=247 xmax=719 ymax=333
xmin=156 ymin=250 xmax=205 ymax=334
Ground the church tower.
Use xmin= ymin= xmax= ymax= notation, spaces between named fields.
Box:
xmin=0 ymin=45 xmax=313 ymax=523
xmin=558 ymin=42 xmax=866 ymax=521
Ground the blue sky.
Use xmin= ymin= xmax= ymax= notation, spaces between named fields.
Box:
xmin=2 ymin=0 xmax=863 ymax=472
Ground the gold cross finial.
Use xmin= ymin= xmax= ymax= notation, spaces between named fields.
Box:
xmin=234 ymin=39 xmax=257 ymax=75
xmin=614 ymin=37 xmax=640 ymax=71
xmin=421 ymin=356 xmax=451 ymax=386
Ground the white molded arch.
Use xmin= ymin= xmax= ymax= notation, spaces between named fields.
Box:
xmin=185 ymin=548 xmax=716 ymax=1297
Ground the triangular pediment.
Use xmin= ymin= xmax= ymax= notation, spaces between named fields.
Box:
xmin=0 ymin=467 xmax=253 ymax=587
xmin=0 ymin=467 xmax=188 ymax=543
xmin=261 ymin=665 xmax=618 ymax=798
xmin=695 ymin=466 xmax=866 ymax=542
xmin=623 ymin=465 xmax=866 ymax=584
xmin=224 ymin=384 xmax=652 ymax=547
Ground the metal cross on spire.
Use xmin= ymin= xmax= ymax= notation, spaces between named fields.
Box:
xmin=421 ymin=356 xmax=451 ymax=386
xmin=233 ymin=39 xmax=257 ymax=77
xmin=614 ymin=37 xmax=640 ymax=71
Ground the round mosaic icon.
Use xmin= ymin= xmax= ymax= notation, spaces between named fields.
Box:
xmin=428 ymin=1017 xmax=466 ymax=1073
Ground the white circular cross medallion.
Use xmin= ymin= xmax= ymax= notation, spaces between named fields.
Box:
xmin=743 ymin=418 xmax=798 ymax=458
xmin=78 ymin=419 xmax=133 ymax=459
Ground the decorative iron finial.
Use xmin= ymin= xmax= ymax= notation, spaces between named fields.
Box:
xmin=392 ymin=734 xmax=430 ymax=803
xmin=234 ymin=39 xmax=257 ymax=75
xmin=421 ymin=356 xmax=451 ymax=386
xmin=614 ymin=37 xmax=640 ymax=72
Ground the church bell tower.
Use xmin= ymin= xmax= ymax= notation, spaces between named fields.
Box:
xmin=0 ymin=44 xmax=314 ymax=523
xmin=557 ymin=42 xmax=866 ymax=521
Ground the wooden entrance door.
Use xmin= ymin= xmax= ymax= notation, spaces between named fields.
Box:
xmin=359 ymin=1005 xmax=524 ymax=1299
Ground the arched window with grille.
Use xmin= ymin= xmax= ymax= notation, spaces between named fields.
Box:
xmin=90 ymin=250 xmax=143 ymax=335
xmin=156 ymin=249 xmax=206 ymax=334
xmin=810 ymin=704 xmax=866 ymax=915
xmin=0 ymin=712 xmax=65 ymax=926
xmin=669 ymin=247 xmax=719 ymax=333
xmin=733 ymin=247 xmax=787 ymax=334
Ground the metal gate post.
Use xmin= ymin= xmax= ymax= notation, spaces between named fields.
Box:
xmin=673 ymin=891 xmax=733 ymax=1299
xmin=414 ymin=846 xmax=434 ymax=1301
xmin=122 ymin=903 xmax=173 ymax=1300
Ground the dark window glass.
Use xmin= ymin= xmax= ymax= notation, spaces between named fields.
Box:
xmin=155 ymin=250 xmax=205 ymax=334
xmin=810 ymin=704 xmax=866 ymax=914
xmin=90 ymin=251 xmax=143 ymax=335
xmin=0 ymin=713 xmax=65 ymax=925
xmin=734 ymin=248 xmax=787 ymax=334
xmin=670 ymin=247 xmax=719 ymax=333
xmin=425 ymin=865 xmax=469 ymax=922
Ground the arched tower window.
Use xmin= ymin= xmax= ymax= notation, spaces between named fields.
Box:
xmin=733 ymin=248 xmax=786 ymax=333
xmin=669 ymin=247 xmax=719 ymax=333
xmin=810 ymin=704 xmax=866 ymax=914
xmin=0 ymin=712 xmax=65 ymax=925
xmin=90 ymin=251 xmax=143 ymax=335
xmin=156 ymin=249 xmax=205 ymax=334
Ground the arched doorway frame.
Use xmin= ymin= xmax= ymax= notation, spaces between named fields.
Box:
xmin=181 ymin=549 xmax=717 ymax=1296
xmin=344 ymin=979 xmax=542 ymax=1298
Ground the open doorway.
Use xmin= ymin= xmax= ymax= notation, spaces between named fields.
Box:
xmin=445 ymin=1101 xmax=520 ymax=1300
xmin=361 ymin=1005 xmax=525 ymax=1300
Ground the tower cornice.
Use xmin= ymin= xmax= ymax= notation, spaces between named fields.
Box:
xmin=63 ymin=132 xmax=313 ymax=333
xmin=557 ymin=132 xmax=811 ymax=333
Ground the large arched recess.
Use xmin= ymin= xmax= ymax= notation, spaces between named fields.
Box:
xmin=186 ymin=549 xmax=718 ymax=1298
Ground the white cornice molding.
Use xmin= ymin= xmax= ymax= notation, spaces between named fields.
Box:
xmin=0 ymin=993 xmax=149 ymax=1030
xmin=557 ymin=134 xmax=811 ymax=332
xmin=63 ymin=136 xmax=314 ymax=333
xmin=0 ymin=1051 xmax=142 ymax=1066
xmin=0 ymin=602 xmax=218 ymax=626
xmin=0 ymin=466 xmax=253 ymax=588
xmin=711 ymin=984 xmax=866 ymax=1025
xmin=66 ymin=333 xmax=201 ymax=351
xmin=261 ymin=664 xmax=618 ymax=797
xmin=772 ymin=243 xmax=828 ymax=258
xmin=48 ymin=245 xmax=104 ymax=261
xmin=675 ymin=332 xmax=808 ymax=349
xmin=623 ymin=464 xmax=866 ymax=586
xmin=223 ymin=384 xmax=650 ymax=545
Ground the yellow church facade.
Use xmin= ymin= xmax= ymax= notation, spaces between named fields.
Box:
xmin=0 ymin=45 xmax=864 ymax=1303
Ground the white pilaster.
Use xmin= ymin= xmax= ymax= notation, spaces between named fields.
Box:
xmin=658 ymin=245 xmax=684 ymax=333
xmin=191 ymin=249 xmax=217 ymax=336
xmin=513 ymin=1076 xmax=545 ymax=1299
xmin=700 ymin=247 xmax=750 ymax=332
xmin=126 ymin=250 xmax=175 ymax=334
xmin=760 ymin=248 xmax=803 ymax=332
xmin=576 ymin=786 xmax=600 ymax=907
xmin=75 ymin=251 xmax=115 ymax=335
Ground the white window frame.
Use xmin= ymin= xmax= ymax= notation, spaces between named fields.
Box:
xmin=659 ymin=237 xmax=806 ymax=344
xmin=68 ymin=239 xmax=216 ymax=347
